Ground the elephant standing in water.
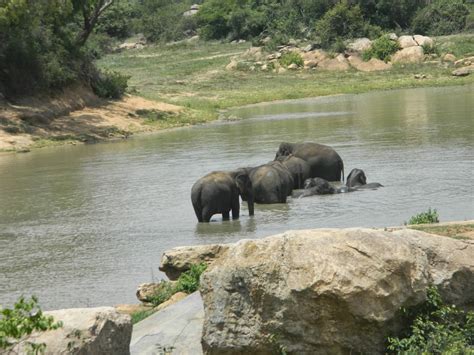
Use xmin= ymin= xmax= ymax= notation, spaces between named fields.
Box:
xmin=191 ymin=170 xmax=254 ymax=222
xmin=245 ymin=161 xmax=294 ymax=204
xmin=275 ymin=142 xmax=344 ymax=182
xmin=275 ymin=154 xmax=311 ymax=189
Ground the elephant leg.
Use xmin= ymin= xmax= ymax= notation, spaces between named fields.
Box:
xmin=222 ymin=211 xmax=230 ymax=220
xmin=202 ymin=206 xmax=213 ymax=223
xmin=231 ymin=197 xmax=240 ymax=219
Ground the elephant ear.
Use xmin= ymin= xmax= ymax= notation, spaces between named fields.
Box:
xmin=235 ymin=173 xmax=252 ymax=197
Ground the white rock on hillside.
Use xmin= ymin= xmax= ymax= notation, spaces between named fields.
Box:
xmin=392 ymin=46 xmax=425 ymax=64
xmin=16 ymin=307 xmax=132 ymax=354
xmin=184 ymin=228 xmax=474 ymax=354
xmin=347 ymin=38 xmax=372 ymax=52
xmin=413 ymin=34 xmax=434 ymax=47
xmin=398 ymin=35 xmax=418 ymax=48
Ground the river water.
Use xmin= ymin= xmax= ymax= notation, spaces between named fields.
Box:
xmin=0 ymin=86 xmax=473 ymax=310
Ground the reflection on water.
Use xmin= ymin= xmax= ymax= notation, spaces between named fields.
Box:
xmin=0 ymin=85 xmax=473 ymax=309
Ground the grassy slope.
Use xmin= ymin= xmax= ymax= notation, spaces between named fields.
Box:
xmin=98 ymin=34 xmax=474 ymax=126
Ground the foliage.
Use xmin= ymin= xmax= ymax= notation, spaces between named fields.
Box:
xmin=279 ymin=52 xmax=304 ymax=67
xmin=147 ymin=263 xmax=208 ymax=307
xmin=362 ymin=35 xmax=400 ymax=62
xmin=94 ymin=0 xmax=136 ymax=39
xmin=314 ymin=2 xmax=370 ymax=48
xmin=411 ymin=0 xmax=470 ymax=36
xmin=387 ymin=286 xmax=474 ymax=353
xmin=0 ymin=296 xmax=62 ymax=353
xmin=91 ymin=69 xmax=129 ymax=99
xmin=130 ymin=309 xmax=156 ymax=325
xmin=175 ymin=263 xmax=208 ymax=294
xmin=407 ymin=208 xmax=439 ymax=225
xmin=356 ymin=0 xmax=425 ymax=29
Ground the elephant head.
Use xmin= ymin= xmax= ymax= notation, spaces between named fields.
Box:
xmin=346 ymin=168 xmax=367 ymax=187
xmin=275 ymin=142 xmax=293 ymax=159
xmin=234 ymin=171 xmax=255 ymax=216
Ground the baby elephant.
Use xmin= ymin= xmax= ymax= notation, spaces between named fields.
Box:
xmin=346 ymin=168 xmax=383 ymax=190
xmin=300 ymin=168 xmax=382 ymax=198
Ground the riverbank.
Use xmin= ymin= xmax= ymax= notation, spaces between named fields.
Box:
xmin=1 ymin=34 xmax=473 ymax=153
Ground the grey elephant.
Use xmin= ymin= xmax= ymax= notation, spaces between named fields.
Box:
xmin=191 ymin=170 xmax=255 ymax=222
xmin=346 ymin=168 xmax=383 ymax=190
xmin=300 ymin=168 xmax=382 ymax=198
xmin=275 ymin=154 xmax=311 ymax=189
xmin=275 ymin=142 xmax=344 ymax=182
xmin=245 ymin=161 xmax=294 ymax=204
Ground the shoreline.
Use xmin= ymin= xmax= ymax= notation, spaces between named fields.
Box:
xmin=1 ymin=82 xmax=472 ymax=155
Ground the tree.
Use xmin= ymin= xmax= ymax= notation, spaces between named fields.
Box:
xmin=73 ymin=0 xmax=115 ymax=46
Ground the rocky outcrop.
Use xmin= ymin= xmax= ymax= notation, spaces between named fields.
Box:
xmin=348 ymin=55 xmax=392 ymax=71
xmin=452 ymin=64 xmax=474 ymax=77
xmin=166 ymin=228 xmax=474 ymax=354
xmin=347 ymin=38 xmax=372 ymax=53
xmin=16 ymin=307 xmax=132 ymax=354
xmin=398 ymin=35 xmax=418 ymax=48
xmin=392 ymin=46 xmax=425 ymax=64
xmin=318 ymin=54 xmax=350 ymax=71
xmin=159 ymin=244 xmax=229 ymax=280
xmin=413 ymin=35 xmax=434 ymax=47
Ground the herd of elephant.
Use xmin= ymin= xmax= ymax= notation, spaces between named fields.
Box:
xmin=191 ymin=142 xmax=383 ymax=223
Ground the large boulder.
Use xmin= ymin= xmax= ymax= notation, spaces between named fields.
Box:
xmin=413 ymin=35 xmax=434 ymax=47
xmin=398 ymin=35 xmax=417 ymax=48
xmin=348 ymin=55 xmax=392 ymax=71
xmin=159 ymin=244 xmax=229 ymax=280
xmin=318 ymin=54 xmax=350 ymax=71
xmin=347 ymin=38 xmax=372 ymax=53
xmin=16 ymin=307 xmax=132 ymax=354
xmin=193 ymin=228 xmax=474 ymax=354
xmin=392 ymin=46 xmax=425 ymax=64
xmin=452 ymin=64 xmax=474 ymax=77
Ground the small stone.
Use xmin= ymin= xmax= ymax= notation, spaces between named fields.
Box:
xmin=414 ymin=74 xmax=427 ymax=79
xmin=443 ymin=53 xmax=456 ymax=62
xmin=452 ymin=66 xmax=472 ymax=76
xmin=288 ymin=63 xmax=299 ymax=70
xmin=303 ymin=44 xmax=314 ymax=52
xmin=388 ymin=33 xmax=398 ymax=41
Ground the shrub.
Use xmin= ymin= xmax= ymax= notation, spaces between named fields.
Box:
xmin=147 ymin=281 xmax=176 ymax=307
xmin=411 ymin=0 xmax=470 ymax=36
xmin=175 ymin=263 xmax=208 ymax=294
xmin=362 ymin=35 xmax=400 ymax=62
xmin=315 ymin=2 xmax=368 ymax=49
xmin=407 ymin=208 xmax=439 ymax=225
xmin=279 ymin=52 xmax=304 ymax=67
xmin=387 ymin=286 xmax=474 ymax=353
xmin=91 ymin=70 xmax=129 ymax=99
xmin=0 ymin=296 xmax=62 ymax=353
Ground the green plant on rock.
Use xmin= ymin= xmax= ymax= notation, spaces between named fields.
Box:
xmin=0 ymin=296 xmax=62 ymax=353
xmin=362 ymin=35 xmax=400 ymax=62
xmin=279 ymin=52 xmax=304 ymax=67
xmin=406 ymin=208 xmax=439 ymax=225
xmin=387 ymin=286 xmax=474 ymax=353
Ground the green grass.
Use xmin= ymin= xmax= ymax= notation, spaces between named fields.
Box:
xmin=410 ymin=223 xmax=474 ymax=240
xmin=97 ymin=35 xmax=474 ymax=128
xmin=406 ymin=208 xmax=439 ymax=225
xmin=130 ymin=309 xmax=156 ymax=324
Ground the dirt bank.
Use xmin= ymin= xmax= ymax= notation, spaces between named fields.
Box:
xmin=0 ymin=85 xmax=183 ymax=152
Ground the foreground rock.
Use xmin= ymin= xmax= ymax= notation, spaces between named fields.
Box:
xmin=392 ymin=46 xmax=425 ymax=64
xmin=16 ymin=307 xmax=132 ymax=354
xmin=162 ymin=228 xmax=474 ymax=354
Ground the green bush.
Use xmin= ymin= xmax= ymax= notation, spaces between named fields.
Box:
xmin=0 ymin=296 xmax=62 ymax=352
xmin=362 ymin=35 xmax=400 ymax=62
xmin=146 ymin=263 xmax=208 ymax=307
xmin=95 ymin=1 xmax=137 ymax=39
xmin=407 ymin=208 xmax=439 ymax=225
xmin=315 ymin=2 xmax=369 ymax=49
xmin=411 ymin=0 xmax=470 ymax=36
xmin=91 ymin=70 xmax=129 ymax=99
xmin=387 ymin=286 xmax=474 ymax=353
xmin=279 ymin=52 xmax=304 ymax=67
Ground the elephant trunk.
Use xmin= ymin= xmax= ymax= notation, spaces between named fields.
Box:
xmin=247 ymin=193 xmax=255 ymax=216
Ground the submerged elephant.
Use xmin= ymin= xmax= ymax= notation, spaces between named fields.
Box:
xmin=346 ymin=168 xmax=383 ymax=189
xmin=276 ymin=154 xmax=311 ymax=189
xmin=246 ymin=161 xmax=294 ymax=204
xmin=275 ymin=142 xmax=344 ymax=182
xmin=300 ymin=168 xmax=382 ymax=198
xmin=191 ymin=170 xmax=254 ymax=222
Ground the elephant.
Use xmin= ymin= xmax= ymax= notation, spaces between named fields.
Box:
xmin=346 ymin=168 xmax=383 ymax=190
xmin=245 ymin=161 xmax=294 ymax=204
xmin=300 ymin=177 xmax=337 ymax=197
xmin=275 ymin=142 xmax=344 ymax=182
xmin=275 ymin=154 xmax=311 ymax=189
xmin=191 ymin=169 xmax=254 ymax=222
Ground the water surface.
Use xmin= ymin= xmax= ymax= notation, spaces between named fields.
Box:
xmin=0 ymin=86 xmax=473 ymax=309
